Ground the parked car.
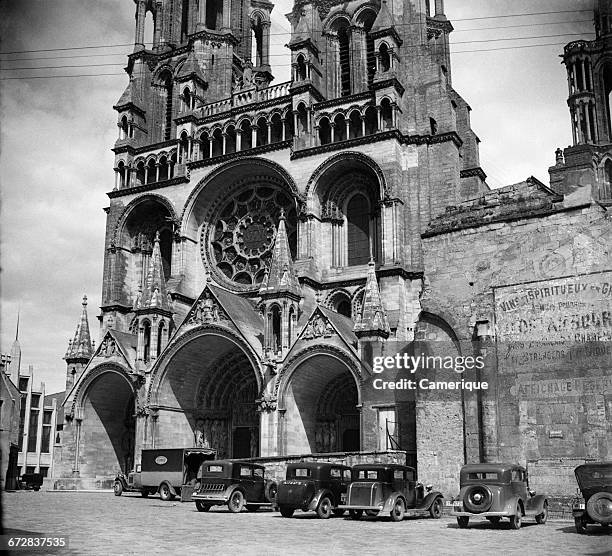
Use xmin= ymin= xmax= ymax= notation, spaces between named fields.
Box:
xmin=114 ymin=448 xmax=216 ymax=501
xmin=451 ymin=463 xmax=548 ymax=529
xmin=338 ymin=464 xmax=444 ymax=522
xmin=572 ymin=462 xmax=612 ymax=534
xmin=276 ymin=462 xmax=352 ymax=518
xmin=192 ymin=460 xmax=277 ymax=513
xmin=20 ymin=473 xmax=43 ymax=491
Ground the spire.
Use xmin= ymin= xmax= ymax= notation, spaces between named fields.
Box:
xmin=65 ymin=295 xmax=93 ymax=361
xmin=259 ymin=211 xmax=301 ymax=299
xmin=136 ymin=231 xmax=170 ymax=312
xmin=289 ymin=9 xmax=313 ymax=46
xmin=9 ymin=311 xmax=22 ymax=384
xmin=353 ymin=259 xmax=390 ymax=338
xmin=176 ymin=50 xmax=206 ymax=85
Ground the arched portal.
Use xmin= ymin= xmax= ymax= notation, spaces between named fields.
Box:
xmin=281 ymin=354 xmax=360 ymax=454
xmin=154 ymin=332 xmax=261 ymax=458
xmin=78 ymin=371 xmax=135 ymax=477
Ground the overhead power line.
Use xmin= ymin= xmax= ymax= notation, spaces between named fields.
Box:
xmin=0 ymin=8 xmax=593 ymax=55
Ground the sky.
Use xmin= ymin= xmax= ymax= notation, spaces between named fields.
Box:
xmin=0 ymin=0 xmax=595 ymax=394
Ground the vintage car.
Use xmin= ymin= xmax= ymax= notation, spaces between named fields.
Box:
xmin=20 ymin=473 xmax=43 ymax=491
xmin=451 ymin=463 xmax=548 ymax=529
xmin=276 ymin=462 xmax=352 ymax=518
xmin=572 ymin=462 xmax=612 ymax=534
xmin=192 ymin=460 xmax=277 ymax=513
xmin=114 ymin=447 xmax=216 ymax=501
xmin=338 ymin=464 xmax=444 ymax=522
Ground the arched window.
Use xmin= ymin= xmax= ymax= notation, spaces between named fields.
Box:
xmin=212 ymin=128 xmax=223 ymax=156
xmin=169 ymin=152 xmax=177 ymax=178
xmin=364 ymin=106 xmax=377 ymax=134
xmin=270 ymin=305 xmax=281 ymax=353
xmin=157 ymin=321 xmax=165 ymax=357
xmin=319 ymin=117 xmax=331 ymax=145
xmin=338 ymin=24 xmax=351 ymax=96
xmin=603 ymin=63 xmax=612 ymax=137
xmin=296 ymin=54 xmax=307 ymax=81
xmin=284 ymin=112 xmax=295 ymax=138
xmin=200 ymin=132 xmax=210 ymax=159
xmin=143 ymin=321 xmax=151 ymax=363
xmin=160 ymin=72 xmax=174 ymax=141
xmin=120 ymin=116 xmax=129 ymax=139
xmin=297 ymin=103 xmax=308 ymax=135
xmin=256 ymin=117 xmax=268 ymax=146
xmin=270 ymin=113 xmax=283 ymax=143
xmin=334 ymin=113 xmax=346 ymax=142
xmin=146 ymin=159 xmax=157 ymax=184
xmin=379 ymin=43 xmax=391 ymax=73
xmin=349 ymin=111 xmax=362 ymax=139
xmin=346 ymin=194 xmax=371 ymax=266
xmin=288 ymin=306 xmax=295 ymax=344
xmin=240 ymin=120 xmax=252 ymax=150
xmin=225 ymin=125 xmax=237 ymax=154
xmin=362 ymin=12 xmax=376 ymax=88
xmin=183 ymin=87 xmax=192 ymax=111
xmin=158 ymin=156 xmax=169 ymax=181
xmin=181 ymin=0 xmax=191 ymax=41
xmin=604 ymin=160 xmax=612 ymax=198
xmin=136 ymin=161 xmax=145 ymax=186
xmin=179 ymin=132 xmax=190 ymax=164
xmin=144 ymin=9 xmax=154 ymax=48
xmin=381 ymin=98 xmax=393 ymax=130
xmin=252 ymin=17 xmax=264 ymax=66
xmin=206 ymin=0 xmax=221 ymax=30
xmin=118 ymin=161 xmax=127 ymax=189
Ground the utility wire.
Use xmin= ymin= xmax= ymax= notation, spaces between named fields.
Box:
xmin=0 ymin=8 xmax=594 ymax=54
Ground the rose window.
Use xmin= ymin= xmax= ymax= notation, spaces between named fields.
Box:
xmin=203 ymin=183 xmax=297 ymax=290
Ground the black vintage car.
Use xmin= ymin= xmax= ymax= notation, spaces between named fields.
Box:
xmin=338 ymin=464 xmax=444 ymax=522
xmin=572 ymin=462 xmax=612 ymax=534
xmin=451 ymin=463 xmax=548 ymax=529
xmin=192 ymin=460 xmax=277 ymax=513
xmin=20 ymin=473 xmax=43 ymax=491
xmin=276 ymin=462 xmax=352 ymax=518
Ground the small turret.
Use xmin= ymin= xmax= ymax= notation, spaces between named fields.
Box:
xmin=64 ymin=295 xmax=93 ymax=389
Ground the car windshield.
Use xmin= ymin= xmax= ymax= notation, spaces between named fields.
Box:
xmin=467 ymin=472 xmax=500 ymax=481
xmin=355 ymin=469 xmax=381 ymax=480
xmin=576 ymin=466 xmax=612 ymax=487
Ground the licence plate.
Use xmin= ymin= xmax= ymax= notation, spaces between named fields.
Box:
xmin=340 ymin=494 xmax=347 ymax=503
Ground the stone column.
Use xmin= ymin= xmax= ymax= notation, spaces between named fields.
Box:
xmin=135 ymin=0 xmax=146 ymax=49
xmin=221 ymin=0 xmax=231 ymax=31
xmin=330 ymin=122 xmax=336 ymax=143
xmin=236 ymin=129 xmax=242 ymax=151
xmin=197 ymin=0 xmax=207 ymax=30
xmin=262 ymin=21 xmax=271 ymax=67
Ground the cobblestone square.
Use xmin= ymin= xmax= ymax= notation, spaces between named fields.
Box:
xmin=3 ymin=491 xmax=611 ymax=555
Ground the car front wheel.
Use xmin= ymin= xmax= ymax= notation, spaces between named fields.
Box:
xmin=509 ymin=504 xmax=522 ymax=530
xmin=429 ymin=497 xmax=443 ymax=519
xmin=279 ymin=506 xmax=294 ymax=518
xmin=575 ymin=516 xmax=588 ymax=534
xmin=316 ymin=496 xmax=332 ymax=519
xmin=113 ymin=482 xmax=123 ymax=496
xmin=390 ymin=498 xmax=405 ymax=522
xmin=228 ymin=490 xmax=245 ymax=513
xmin=195 ymin=501 xmax=211 ymax=512
xmin=535 ymin=501 xmax=548 ymax=524
xmin=457 ymin=516 xmax=469 ymax=529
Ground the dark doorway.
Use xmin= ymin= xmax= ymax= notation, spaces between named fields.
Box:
xmin=233 ymin=427 xmax=251 ymax=458
xmin=342 ymin=429 xmax=360 ymax=451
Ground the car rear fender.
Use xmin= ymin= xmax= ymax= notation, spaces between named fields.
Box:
xmin=224 ymin=484 xmax=244 ymax=501
xmin=420 ymin=491 xmax=444 ymax=510
xmin=501 ymin=496 xmax=522 ymax=516
xmin=525 ymin=495 xmax=547 ymax=514
xmin=308 ymin=489 xmax=334 ymax=511
xmin=382 ymin=492 xmax=406 ymax=514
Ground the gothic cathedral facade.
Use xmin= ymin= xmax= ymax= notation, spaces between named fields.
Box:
xmin=55 ymin=0 xmax=611 ymax=496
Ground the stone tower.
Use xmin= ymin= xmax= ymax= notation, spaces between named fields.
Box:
xmin=549 ymin=0 xmax=612 ymax=202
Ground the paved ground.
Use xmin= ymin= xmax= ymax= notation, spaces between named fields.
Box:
xmin=3 ymin=491 xmax=611 ymax=555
